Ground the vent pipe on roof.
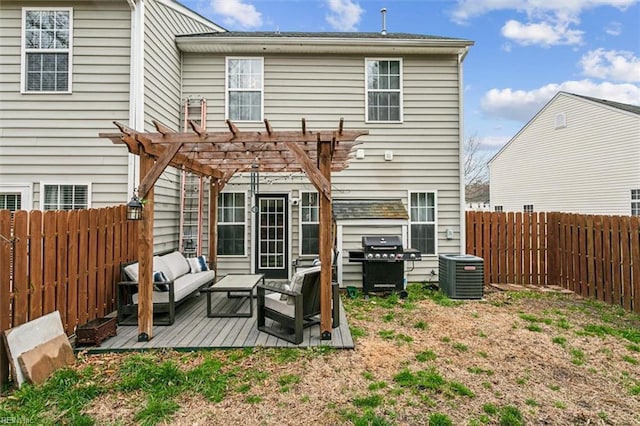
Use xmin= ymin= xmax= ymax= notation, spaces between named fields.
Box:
xmin=381 ymin=8 xmax=387 ymax=35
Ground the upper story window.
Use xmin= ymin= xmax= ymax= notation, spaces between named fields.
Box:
xmin=632 ymin=189 xmax=640 ymax=216
xmin=217 ymin=192 xmax=246 ymax=256
xmin=22 ymin=8 xmax=72 ymax=93
xmin=43 ymin=184 xmax=88 ymax=210
xmin=226 ymin=57 xmax=263 ymax=122
xmin=300 ymin=192 xmax=319 ymax=256
xmin=366 ymin=58 xmax=402 ymax=122
xmin=410 ymin=192 xmax=436 ymax=255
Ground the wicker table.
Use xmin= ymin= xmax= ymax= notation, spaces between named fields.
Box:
xmin=203 ymin=274 xmax=265 ymax=318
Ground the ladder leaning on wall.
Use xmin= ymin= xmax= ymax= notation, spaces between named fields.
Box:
xmin=179 ymin=97 xmax=207 ymax=256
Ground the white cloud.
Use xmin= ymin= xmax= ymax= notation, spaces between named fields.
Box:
xmin=451 ymin=0 xmax=638 ymax=46
xmin=604 ymin=21 xmax=623 ymax=35
xmin=211 ymin=0 xmax=262 ymax=29
xmin=325 ymin=0 xmax=364 ymax=31
xmin=480 ymin=80 xmax=640 ymax=122
xmin=501 ymin=19 xmax=584 ymax=46
xmin=580 ymin=49 xmax=640 ymax=82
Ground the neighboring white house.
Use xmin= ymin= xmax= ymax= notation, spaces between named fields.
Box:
xmin=0 ymin=1 xmax=474 ymax=287
xmin=489 ymin=91 xmax=640 ymax=216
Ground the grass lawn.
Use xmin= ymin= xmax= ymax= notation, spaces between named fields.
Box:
xmin=1 ymin=284 xmax=639 ymax=425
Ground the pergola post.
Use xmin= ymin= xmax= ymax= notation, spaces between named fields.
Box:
xmin=209 ymin=179 xmax=220 ymax=277
xmin=318 ymin=138 xmax=333 ymax=339
xmin=137 ymin=151 xmax=154 ymax=341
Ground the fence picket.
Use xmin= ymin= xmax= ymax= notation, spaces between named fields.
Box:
xmin=13 ymin=212 xmax=29 ymax=325
xmin=77 ymin=210 xmax=89 ymax=325
xmin=620 ymin=218 xmax=632 ymax=311
xmin=67 ymin=210 xmax=79 ymax=334
xmin=43 ymin=211 xmax=57 ymax=315
xmin=602 ymin=216 xmax=612 ymax=304
xmin=630 ymin=216 xmax=640 ymax=314
xmin=29 ymin=211 xmax=44 ymax=319
xmin=56 ymin=211 xmax=69 ymax=332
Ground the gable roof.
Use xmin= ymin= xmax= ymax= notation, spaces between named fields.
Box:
xmin=488 ymin=91 xmax=640 ymax=165
xmin=162 ymin=0 xmax=227 ymax=31
xmin=570 ymin=93 xmax=640 ymax=115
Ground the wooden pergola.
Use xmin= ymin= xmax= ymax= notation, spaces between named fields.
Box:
xmin=101 ymin=119 xmax=368 ymax=342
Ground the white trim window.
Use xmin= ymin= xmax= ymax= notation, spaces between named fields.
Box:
xmin=300 ymin=191 xmax=319 ymax=256
xmin=632 ymin=189 xmax=640 ymax=216
xmin=43 ymin=184 xmax=88 ymax=210
xmin=22 ymin=8 xmax=73 ymax=93
xmin=217 ymin=192 xmax=246 ymax=256
xmin=365 ymin=58 xmax=402 ymax=122
xmin=226 ymin=57 xmax=263 ymax=122
xmin=410 ymin=192 xmax=436 ymax=255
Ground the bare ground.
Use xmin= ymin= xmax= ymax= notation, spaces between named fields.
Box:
xmin=79 ymin=287 xmax=640 ymax=425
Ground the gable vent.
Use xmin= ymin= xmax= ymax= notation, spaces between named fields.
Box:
xmin=555 ymin=113 xmax=567 ymax=129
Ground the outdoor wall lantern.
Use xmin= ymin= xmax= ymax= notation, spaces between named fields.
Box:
xmin=126 ymin=190 xmax=143 ymax=221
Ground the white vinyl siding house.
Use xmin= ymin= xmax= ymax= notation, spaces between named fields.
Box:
xmin=489 ymin=92 xmax=640 ymax=216
xmin=1 ymin=1 xmax=132 ymax=210
xmin=178 ymin=34 xmax=472 ymax=285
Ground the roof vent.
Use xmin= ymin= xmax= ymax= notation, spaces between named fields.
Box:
xmin=380 ymin=8 xmax=387 ymax=35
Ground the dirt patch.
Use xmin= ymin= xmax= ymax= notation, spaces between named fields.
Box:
xmin=77 ymin=289 xmax=640 ymax=425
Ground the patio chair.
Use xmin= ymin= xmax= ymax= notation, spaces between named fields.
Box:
xmin=257 ymin=266 xmax=323 ymax=344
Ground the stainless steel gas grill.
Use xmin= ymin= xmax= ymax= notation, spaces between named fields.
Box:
xmin=348 ymin=235 xmax=422 ymax=296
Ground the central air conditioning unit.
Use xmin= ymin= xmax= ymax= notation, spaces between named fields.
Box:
xmin=438 ymin=254 xmax=484 ymax=299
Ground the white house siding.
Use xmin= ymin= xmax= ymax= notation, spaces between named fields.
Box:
xmin=0 ymin=1 xmax=132 ymax=209
xmin=182 ymin=52 xmax=464 ymax=285
xmin=490 ymin=93 xmax=640 ymax=215
xmin=143 ymin=1 xmax=222 ymax=250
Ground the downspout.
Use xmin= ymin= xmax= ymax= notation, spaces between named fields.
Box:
xmin=457 ymin=48 xmax=469 ymax=254
xmin=127 ymin=0 xmax=145 ymax=195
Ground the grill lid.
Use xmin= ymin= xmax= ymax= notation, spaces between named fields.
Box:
xmin=362 ymin=235 xmax=403 ymax=251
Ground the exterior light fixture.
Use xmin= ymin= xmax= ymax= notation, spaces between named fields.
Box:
xmin=126 ymin=191 xmax=143 ymax=220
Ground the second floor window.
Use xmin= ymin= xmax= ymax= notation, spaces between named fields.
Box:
xmin=366 ymin=58 xmax=402 ymax=122
xmin=23 ymin=8 xmax=72 ymax=93
xmin=43 ymin=184 xmax=87 ymax=210
xmin=300 ymin=192 xmax=319 ymax=255
xmin=226 ymin=58 xmax=263 ymax=121
xmin=218 ymin=192 xmax=246 ymax=256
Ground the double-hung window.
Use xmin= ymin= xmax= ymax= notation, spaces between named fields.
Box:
xmin=632 ymin=189 xmax=640 ymax=216
xmin=300 ymin=192 xmax=319 ymax=256
xmin=22 ymin=8 xmax=72 ymax=93
xmin=226 ymin=58 xmax=263 ymax=121
xmin=410 ymin=192 xmax=436 ymax=255
xmin=43 ymin=184 xmax=88 ymax=210
xmin=366 ymin=58 xmax=402 ymax=122
xmin=217 ymin=192 xmax=246 ymax=256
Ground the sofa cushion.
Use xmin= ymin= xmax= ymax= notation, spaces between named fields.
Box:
xmin=289 ymin=266 xmax=321 ymax=294
xmin=265 ymin=292 xmax=295 ymax=318
xmin=160 ymin=252 xmax=190 ymax=279
xmin=124 ymin=256 xmax=170 ymax=282
xmin=187 ymin=255 xmax=209 ymax=273
xmin=132 ymin=269 xmax=215 ymax=304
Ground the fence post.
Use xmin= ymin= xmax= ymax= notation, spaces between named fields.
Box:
xmin=0 ymin=210 xmax=12 ymax=386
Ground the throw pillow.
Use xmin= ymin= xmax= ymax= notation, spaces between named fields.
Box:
xmin=187 ymin=255 xmax=210 ymax=273
xmin=153 ymin=270 xmax=170 ymax=292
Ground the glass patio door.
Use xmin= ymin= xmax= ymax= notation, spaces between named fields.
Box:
xmin=255 ymin=194 xmax=288 ymax=279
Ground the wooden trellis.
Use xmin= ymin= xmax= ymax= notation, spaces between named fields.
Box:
xmin=101 ymin=118 xmax=368 ymax=341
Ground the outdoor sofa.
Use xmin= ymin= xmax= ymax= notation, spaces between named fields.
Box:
xmin=117 ymin=250 xmax=215 ymax=325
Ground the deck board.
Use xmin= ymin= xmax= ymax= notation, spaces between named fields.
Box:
xmin=79 ymin=291 xmax=354 ymax=353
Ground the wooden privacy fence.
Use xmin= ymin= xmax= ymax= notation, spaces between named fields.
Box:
xmin=0 ymin=205 xmax=139 ymax=338
xmin=466 ymin=211 xmax=640 ymax=314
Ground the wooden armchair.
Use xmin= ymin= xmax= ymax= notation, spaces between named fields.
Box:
xmin=257 ymin=266 xmax=323 ymax=344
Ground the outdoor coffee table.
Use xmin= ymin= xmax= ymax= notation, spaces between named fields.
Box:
xmin=204 ymin=274 xmax=265 ymax=318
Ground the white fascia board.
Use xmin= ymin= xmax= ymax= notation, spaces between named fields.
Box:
xmin=177 ymin=37 xmax=473 ymax=55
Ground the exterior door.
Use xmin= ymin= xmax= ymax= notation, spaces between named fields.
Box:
xmin=255 ymin=194 xmax=288 ymax=279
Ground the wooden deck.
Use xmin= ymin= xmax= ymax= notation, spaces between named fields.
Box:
xmin=77 ymin=289 xmax=354 ymax=353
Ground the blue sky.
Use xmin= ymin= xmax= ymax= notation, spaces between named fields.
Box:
xmin=180 ymin=0 xmax=640 ymax=158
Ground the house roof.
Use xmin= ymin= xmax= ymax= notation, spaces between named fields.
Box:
xmin=176 ymin=31 xmax=474 ymax=55
xmin=571 ymin=93 xmax=640 ymax=115
xmin=332 ymin=199 xmax=409 ymax=221
xmin=488 ymin=91 xmax=640 ymax=165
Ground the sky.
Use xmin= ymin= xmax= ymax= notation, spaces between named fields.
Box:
xmin=180 ymin=0 xmax=640 ymax=160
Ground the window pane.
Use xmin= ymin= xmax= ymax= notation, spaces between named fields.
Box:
xmin=301 ymin=224 xmax=319 ymax=255
xmin=218 ymin=225 xmax=244 ymax=255
xmin=411 ymin=224 xmax=435 ymax=255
